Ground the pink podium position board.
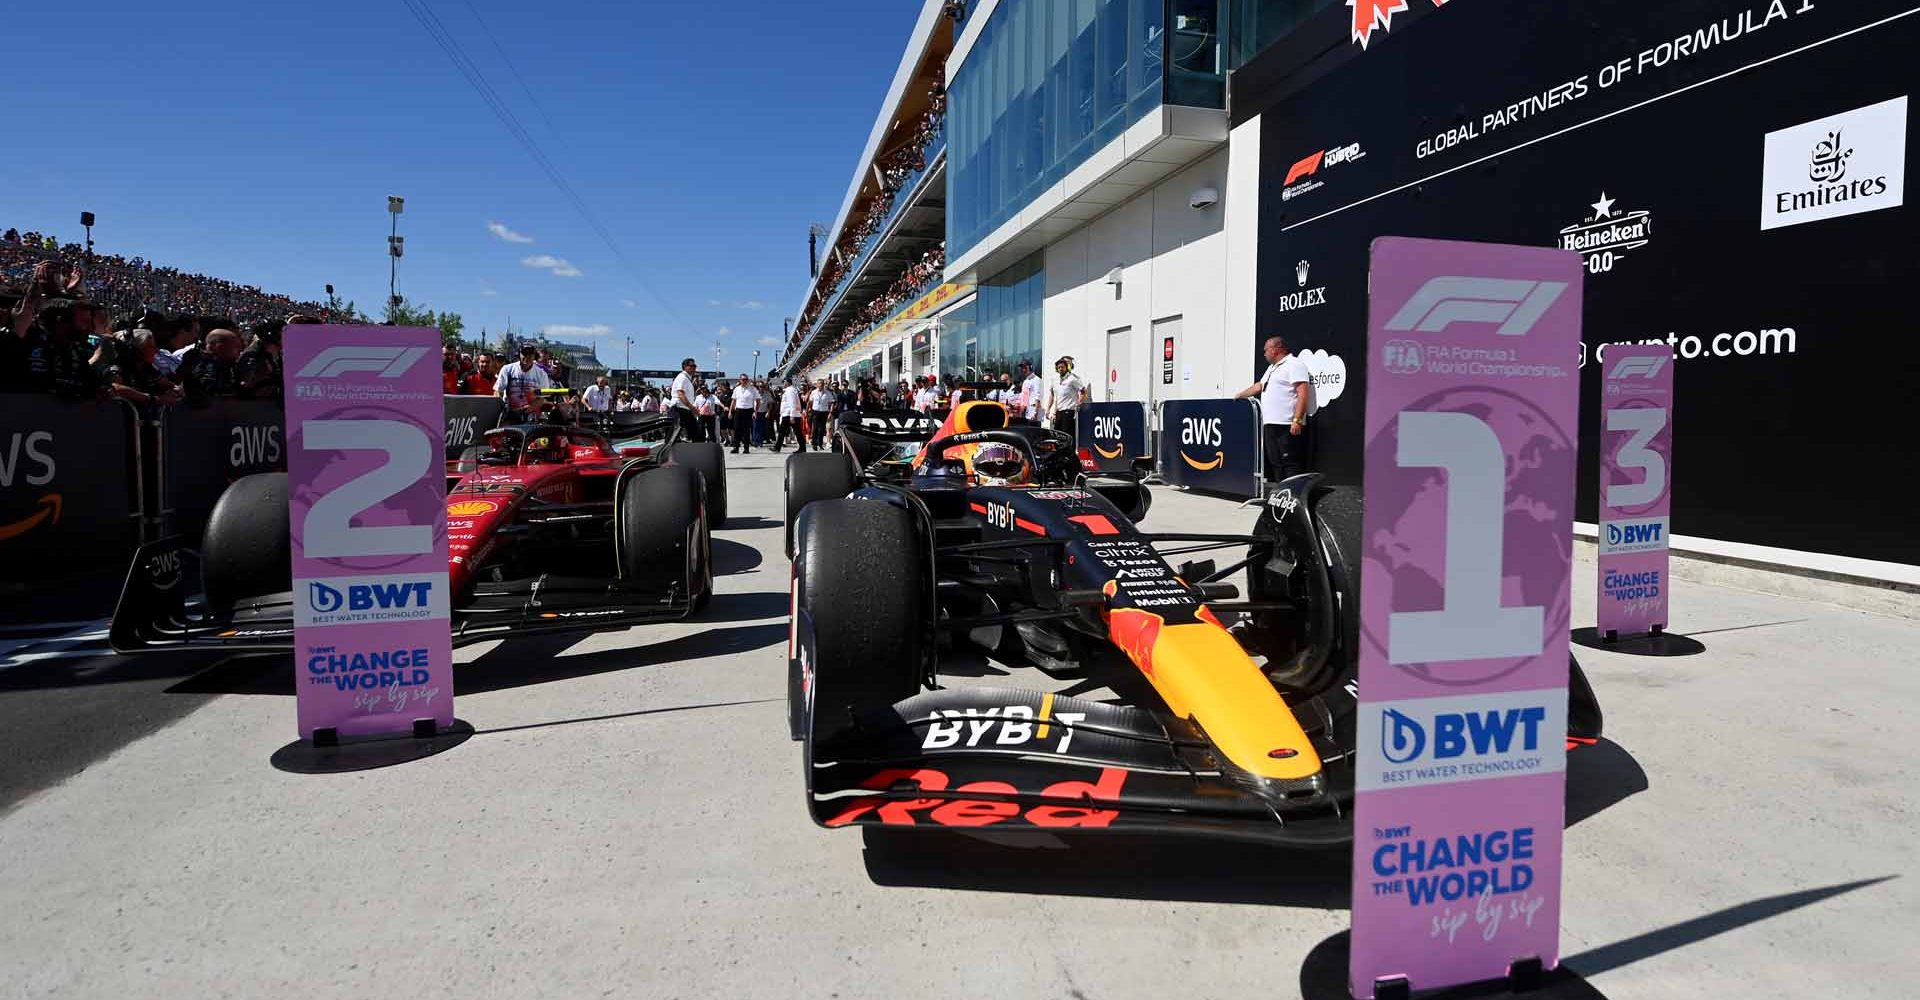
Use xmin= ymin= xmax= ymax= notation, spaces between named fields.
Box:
xmin=1596 ymin=343 xmax=1674 ymax=638
xmin=284 ymin=327 xmax=453 ymax=739
xmin=1350 ymin=238 xmax=1582 ymax=997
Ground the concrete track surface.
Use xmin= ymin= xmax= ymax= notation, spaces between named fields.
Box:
xmin=0 ymin=452 xmax=1913 ymax=999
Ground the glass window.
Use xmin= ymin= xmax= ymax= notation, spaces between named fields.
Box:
xmin=947 ymin=0 xmax=1176 ymax=258
xmin=1168 ymin=0 xmax=1226 ymax=107
xmin=1229 ymin=0 xmax=1336 ymax=69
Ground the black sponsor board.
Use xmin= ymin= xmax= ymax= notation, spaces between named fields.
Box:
xmin=1242 ymin=0 xmax=1917 ymax=564
xmin=1157 ymin=398 xmax=1262 ymax=498
xmin=163 ymin=399 xmax=286 ymax=543
xmin=0 ymin=396 xmax=139 ymax=576
xmin=1077 ymin=401 xmax=1149 ymax=473
xmin=442 ymin=395 xmax=504 ymax=459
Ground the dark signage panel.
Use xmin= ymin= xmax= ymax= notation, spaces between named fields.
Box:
xmin=1247 ymin=0 xmax=1916 ymax=563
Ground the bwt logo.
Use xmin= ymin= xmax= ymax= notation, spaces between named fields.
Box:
xmin=1607 ymin=522 xmax=1663 ymax=546
xmin=309 ymin=580 xmax=433 ymax=614
xmin=1385 ymin=277 xmax=1568 ymax=336
xmin=296 ymin=346 xmax=432 ymax=379
xmin=1380 ymin=705 xmax=1547 ymax=764
xmin=1608 ymin=355 xmax=1669 ymax=379
xmin=1382 ymin=340 xmax=1425 ymax=375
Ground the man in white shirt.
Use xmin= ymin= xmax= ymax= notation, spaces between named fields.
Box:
xmin=582 ymin=376 xmax=614 ymax=415
xmin=1016 ymin=359 xmax=1044 ymax=423
xmin=808 ymin=377 xmax=835 ymax=451
xmin=495 ymin=344 xmax=553 ymax=423
xmin=728 ymin=374 xmax=759 ymax=454
xmin=776 ymin=379 xmax=805 ymax=453
xmin=668 ymin=358 xmax=703 ymax=442
xmin=1234 ymin=335 xmax=1315 ymax=483
xmin=1043 ymin=356 xmax=1089 ymax=442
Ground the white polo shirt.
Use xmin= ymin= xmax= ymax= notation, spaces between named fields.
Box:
xmin=810 ymin=388 xmax=834 ymax=412
xmin=1019 ymin=373 xmax=1043 ymax=420
xmin=1050 ymin=372 xmax=1088 ymax=413
xmin=731 ymin=383 xmax=758 ymax=410
xmin=780 ymin=385 xmax=802 ymax=418
xmin=582 ymin=383 xmax=613 ymax=412
xmin=1260 ymin=354 xmax=1316 ymax=425
xmin=670 ymin=371 xmax=696 ymax=411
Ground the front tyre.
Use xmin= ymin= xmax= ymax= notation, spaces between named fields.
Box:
xmin=620 ymin=465 xmax=709 ymax=610
xmin=792 ymin=499 xmax=924 ymax=745
xmin=784 ymin=452 xmax=857 ymax=558
xmin=666 ymin=440 xmax=728 ymax=527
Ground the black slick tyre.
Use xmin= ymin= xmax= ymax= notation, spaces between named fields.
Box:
xmin=792 ymin=499 xmax=923 ymax=745
xmin=620 ymin=465 xmax=709 ymax=609
xmin=201 ymin=472 xmax=291 ymax=611
xmin=783 ymin=452 xmax=857 ymax=558
xmin=666 ymin=440 xmax=728 ymax=527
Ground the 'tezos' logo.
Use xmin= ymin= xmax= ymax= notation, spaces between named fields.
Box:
xmin=1762 ymin=96 xmax=1907 ymax=231
xmin=1178 ymin=417 xmax=1224 ymax=470
xmin=1384 ymin=277 xmax=1568 ymax=336
xmin=1607 ymin=355 xmax=1668 ymax=379
xmin=295 ymin=346 xmax=433 ymax=380
xmin=1281 ymin=143 xmax=1365 ymax=201
xmin=297 ymin=573 xmax=447 ymax=626
xmin=1560 ymin=191 xmax=1652 ymax=275
xmin=1359 ymin=690 xmax=1567 ymax=792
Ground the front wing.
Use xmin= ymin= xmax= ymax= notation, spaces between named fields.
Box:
xmin=109 ymin=535 xmax=695 ymax=654
xmin=807 ymin=686 xmax=1357 ymax=847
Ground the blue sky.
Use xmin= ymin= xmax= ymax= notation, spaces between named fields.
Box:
xmin=0 ymin=0 xmax=920 ymax=372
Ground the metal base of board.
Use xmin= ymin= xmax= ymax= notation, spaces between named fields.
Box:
xmin=270 ymin=718 xmax=474 ymax=774
xmin=1571 ymin=626 xmax=1706 ymax=657
xmin=1300 ymin=933 xmax=1609 ymax=1000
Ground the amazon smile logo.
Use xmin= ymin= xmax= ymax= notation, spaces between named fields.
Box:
xmin=0 ymin=493 xmax=62 ymax=542
xmin=1180 ymin=451 xmax=1224 ymax=471
xmin=1095 ymin=441 xmax=1125 ymax=459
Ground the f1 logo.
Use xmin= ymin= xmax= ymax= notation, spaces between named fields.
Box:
xmin=295 ymin=346 xmax=432 ymax=379
xmin=1608 ymin=355 xmax=1668 ymax=378
xmin=1384 ymin=277 xmax=1568 ymax=336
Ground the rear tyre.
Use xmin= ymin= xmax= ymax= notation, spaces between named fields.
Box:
xmin=666 ymin=440 xmax=728 ymax=527
xmin=784 ymin=452 xmax=857 ymax=558
xmin=620 ymin=465 xmax=709 ymax=609
xmin=202 ymin=472 xmax=290 ymax=610
xmin=793 ymin=499 xmax=923 ymax=745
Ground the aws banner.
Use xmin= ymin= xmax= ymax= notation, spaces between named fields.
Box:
xmin=0 ymin=396 xmax=138 ymax=574
xmin=1155 ymin=398 xmax=1260 ymax=497
xmin=1077 ymin=401 xmax=1148 ymax=474
xmin=1596 ymin=344 xmax=1674 ymax=637
xmin=1350 ymin=238 xmax=1582 ymax=997
xmin=284 ymin=327 xmax=453 ymax=740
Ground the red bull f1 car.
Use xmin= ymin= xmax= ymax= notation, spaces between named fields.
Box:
xmin=783 ymin=400 xmax=1603 ymax=845
xmin=110 ymin=419 xmax=722 ymax=653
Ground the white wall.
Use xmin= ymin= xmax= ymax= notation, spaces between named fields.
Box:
xmin=1041 ymin=148 xmax=1234 ymax=405
xmin=1224 ymin=114 xmax=1262 ymax=387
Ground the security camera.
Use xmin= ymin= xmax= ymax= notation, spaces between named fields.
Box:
xmin=1189 ymin=186 xmax=1219 ymax=209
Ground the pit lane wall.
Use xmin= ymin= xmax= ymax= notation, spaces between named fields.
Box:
xmin=1235 ymin=0 xmax=1918 ymax=570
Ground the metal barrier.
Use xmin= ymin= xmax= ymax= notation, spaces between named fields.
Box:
xmin=161 ymin=399 xmax=287 ymax=545
xmin=0 ymin=395 xmax=144 ymax=578
xmin=1154 ymin=397 xmax=1264 ymax=499
xmin=1075 ymin=401 xmax=1151 ymax=475
xmin=443 ymin=395 xmax=505 ymax=459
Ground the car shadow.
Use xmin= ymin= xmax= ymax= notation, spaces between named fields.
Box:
xmin=1566 ymin=737 xmax=1649 ymax=828
xmin=718 ymin=515 xmax=782 ymax=531
xmin=861 ymin=827 xmax=1353 ymax=908
xmin=698 ymin=590 xmax=791 ymax=623
xmin=712 ymin=537 xmax=764 ymax=575
xmin=167 ymin=622 xmax=787 ymax=698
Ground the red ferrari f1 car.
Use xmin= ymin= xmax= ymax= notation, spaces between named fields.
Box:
xmin=110 ymin=418 xmax=723 ymax=652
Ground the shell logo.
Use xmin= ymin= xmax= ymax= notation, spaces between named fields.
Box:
xmin=447 ymin=500 xmax=501 ymax=516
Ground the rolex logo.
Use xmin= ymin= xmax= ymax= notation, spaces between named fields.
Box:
xmin=1297 ymin=260 xmax=1311 ymax=287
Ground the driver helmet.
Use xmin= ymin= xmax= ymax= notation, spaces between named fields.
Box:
xmin=965 ymin=442 xmax=1031 ymax=486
